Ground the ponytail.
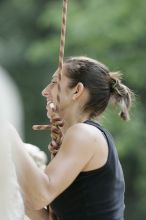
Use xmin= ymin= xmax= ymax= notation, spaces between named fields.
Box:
xmin=109 ymin=72 xmax=134 ymax=121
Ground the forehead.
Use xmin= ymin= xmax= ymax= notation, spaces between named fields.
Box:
xmin=52 ymin=65 xmax=67 ymax=79
xmin=52 ymin=69 xmax=59 ymax=78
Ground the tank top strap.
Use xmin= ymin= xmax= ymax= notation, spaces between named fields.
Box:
xmin=83 ymin=120 xmax=117 ymax=168
xmin=83 ymin=120 xmax=114 ymax=143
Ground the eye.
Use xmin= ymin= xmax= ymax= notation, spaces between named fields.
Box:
xmin=50 ymin=81 xmax=57 ymax=86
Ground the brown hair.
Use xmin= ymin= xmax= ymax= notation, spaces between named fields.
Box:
xmin=64 ymin=56 xmax=133 ymax=120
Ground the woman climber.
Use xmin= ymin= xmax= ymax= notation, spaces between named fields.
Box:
xmin=12 ymin=56 xmax=133 ymax=220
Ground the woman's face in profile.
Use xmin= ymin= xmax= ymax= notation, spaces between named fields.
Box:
xmin=42 ymin=66 xmax=74 ymax=117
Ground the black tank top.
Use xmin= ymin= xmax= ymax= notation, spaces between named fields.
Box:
xmin=50 ymin=120 xmax=125 ymax=220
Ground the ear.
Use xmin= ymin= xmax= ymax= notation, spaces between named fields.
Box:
xmin=72 ymin=83 xmax=84 ymax=100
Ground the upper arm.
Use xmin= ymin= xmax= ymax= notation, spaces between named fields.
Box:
xmin=45 ymin=124 xmax=95 ymax=204
xmin=8 ymin=123 xmax=95 ymax=210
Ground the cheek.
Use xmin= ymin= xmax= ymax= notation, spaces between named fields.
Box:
xmin=60 ymin=87 xmax=72 ymax=106
xmin=51 ymin=80 xmax=71 ymax=106
xmin=50 ymin=85 xmax=58 ymax=103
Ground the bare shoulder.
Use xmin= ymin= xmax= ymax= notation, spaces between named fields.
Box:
xmin=61 ymin=122 xmax=103 ymax=154
xmin=65 ymin=122 xmax=103 ymax=141
xmin=64 ymin=122 xmax=109 ymax=172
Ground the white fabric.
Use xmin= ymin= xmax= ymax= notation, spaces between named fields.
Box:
xmin=0 ymin=119 xmax=25 ymax=220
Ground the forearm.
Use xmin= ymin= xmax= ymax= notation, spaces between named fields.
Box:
xmin=9 ymin=124 xmax=52 ymax=209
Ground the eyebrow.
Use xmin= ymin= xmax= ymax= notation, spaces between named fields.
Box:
xmin=52 ymin=73 xmax=59 ymax=79
xmin=50 ymin=75 xmax=58 ymax=83
xmin=52 ymin=75 xmax=57 ymax=80
xmin=52 ymin=68 xmax=59 ymax=78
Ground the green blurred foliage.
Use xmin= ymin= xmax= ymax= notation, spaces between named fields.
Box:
xmin=0 ymin=0 xmax=146 ymax=219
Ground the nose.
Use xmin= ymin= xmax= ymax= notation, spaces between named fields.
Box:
xmin=42 ymin=85 xmax=53 ymax=101
xmin=42 ymin=85 xmax=49 ymax=97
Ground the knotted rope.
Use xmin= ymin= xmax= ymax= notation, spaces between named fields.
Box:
xmin=33 ymin=0 xmax=68 ymax=156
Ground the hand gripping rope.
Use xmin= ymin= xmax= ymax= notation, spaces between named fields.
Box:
xmin=33 ymin=0 xmax=68 ymax=157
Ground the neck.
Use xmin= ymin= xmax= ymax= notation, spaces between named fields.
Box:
xmin=61 ymin=109 xmax=90 ymax=134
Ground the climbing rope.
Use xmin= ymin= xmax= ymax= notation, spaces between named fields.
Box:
xmin=33 ymin=0 xmax=68 ymax=156
xmin=57 ymin=0 xmax=68 ymax=110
